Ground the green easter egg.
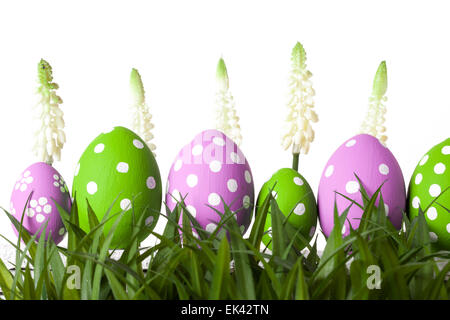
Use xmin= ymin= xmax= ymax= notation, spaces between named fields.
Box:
xmin=408 ymin=138 xmax=450 ymax=249
xmin=72 ymin=126 xmax=162 ymax=248
xmin=256 ymin=168 xmax=317 ymax=250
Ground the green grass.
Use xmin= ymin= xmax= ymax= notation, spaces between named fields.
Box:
xmin=0 ymin=180 xmax=448 ymax=300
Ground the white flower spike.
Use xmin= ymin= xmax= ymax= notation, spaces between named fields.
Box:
xmin=130 ymin=68 xmax=156 ymax=156
xmin=32 ymin=59 xmax=66 ymax=165
xmin=360 ymin=61 xmax=388 ymax=145
xmin=215 ymin=57 xmax=243 ymax=146
xmin=281 ymin=42 xmax=318 ymax=170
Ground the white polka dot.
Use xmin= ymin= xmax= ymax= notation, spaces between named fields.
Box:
xmin=230 ymin=152 xmax=240 ymax=163
xmin=186 ymin=205 xmax=197 ymax=218
xmin=271 ymin=191 xmax=278 ymax=199
xmin=24 ymin=171 xmax=31 ymax=177
xmin=419 ymin=154 xmax=429 ymax=166
xmin=120 ymin=198 xmax=131 ymax=210
xmin=54 ymin=181 xmax=59 ymax=187
xmin=426 ymin=207 xmax=438 ymax=220
xmin=36 ymin=206 xmax=42 ymax=213
xmin=434 ymin=163 xmax=446 ymax=174
xmin=53 ymin=174 xmax=59 ymax=180
xmin=206 ymin=223 xmax=217 ymax=233
xmin=384 ymin=204 xmax=389 ymax=216
xmin=244 ymin=170 xmax=252 ymax=183
xmin=346 ymin=139 xmax=356 ymax=147
xmin=345 ymin=181 xmax=359 ymax=194
xmin=20 ymin=184 xmax=27 ymax=192
xmin=294 ymin=203 xmax=305 ymax=215
xmin=116 ymin=162 xmax=129 ymax=173
xmin=415 ymin=173 xmax=423 ymax=185
xmin=429 ymin=232 xmax=438 ymax=243
xmin=87 ymin=181 xmax=98 ymax=195
xmin=442 ymin=146 xmax=450 ymax=155
xmin=309 ymin=226 xmax=316 ymax=237
xmin=174 ymin=159 xmax=183 ymax=171
xmin=75 ymin=163 xmax=80 ymax=176
xmin=30 ymin=200 xmax=37 ymax=208
xmin=94 ymin=143 xmax=105 ymax=153
xmin=43 ymin=205 xmax=52 ymax=214
xmin=26 ymin=208 xmax=35 ymax=217
xmin=341 ymin=224 xmax=346 ymax=235
xmin=429 ymin=184 xmax=441 ymax=197
xmin=15 ymin=182 xmax=20 ymax=190
xmin=412 ymin=196 xmax=420 ymax=209
xmin=293 ymin=177 xmax=303 ymax=186
xmin=208 ymin=193 xmax=220 ymax=206
xmin=145 ymin=216 xmax=154 ymax=226
xmin=36 ymin=214 xmax=45 ymax=223
xmin=186 ymin=174 xmax=198 ymax=187
xmin=25 ymin=176 xmax=33 ymax=184
xmin=243 ymin=195 xmax=251 ymax=209
xmin=192 ymin=144 xmax=203 ymax=156
xmin=38 ymin=197 xmax=47 ymax=205
xmin=209 ymin=160 xmax=222 ymax=173
xmin=227 ymin=179 xmax=238 ymax=192
xmin=58 ymin=228 xmax=65 ymax=236
xmin=146 ymin=176 xmax=156 ymax=189
xmin=133 ymin=139 xmax=144 ymax=149
xmin=378 ymin=164 xmax=389 ymax=175
xmin=447 ymin=223 xmax=450 ymax=233
xmin=325 ymin=165 xmax=334 ymax=178
xmin=171 ymin=189 xmax=181 ymax=203
xmin=213 ymin=137 xmax=225 ymax=146
xmin=60 ymin=186 xmax=65 ymax=193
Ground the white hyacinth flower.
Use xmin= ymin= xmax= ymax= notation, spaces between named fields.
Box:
xmin=130 ymin=68 xmax=156 ymax=156
xmin=360 ymin=61 xmax=388 ymax=145
xmin=281 ymin=42 xmax=318 ymax=170
xmin=32 ymin=59 xmax=66 ymax=165
xmin=215 ymin=57 xmax=243 ymax=146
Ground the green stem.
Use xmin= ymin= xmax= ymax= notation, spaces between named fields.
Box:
xmin=292 ymin=153 xmax=299 ymax=172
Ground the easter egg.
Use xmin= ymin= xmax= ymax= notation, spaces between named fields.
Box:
xmin=256 ymin=168 xmax=317 ymax=249
xmin=408 ymin=138 xmax=450 ymax=249
xmin=72 ymin=126 xmax=162 ymax=248
xmin=166 ymin=129 xmax=254 ymax=235
xmin=10 ymin=162 xmax=71 ymax=244
xmin=318 ymin=134 xmax=406 ymax=237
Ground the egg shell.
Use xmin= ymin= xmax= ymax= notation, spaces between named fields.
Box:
xmin=256 ymin=168 xmax=317 ymax=249
xmin=318 ymin=134 xmax=406 ymax=237
xmin=166 ymin=129 xmax=254 ymax=235
xmin=72 ymin=126 xmax=162 ymax=248
xmin=10 ymin=162 xmax=71 ymax=244
xmin=408 ymin=138 xmax=450 ymax=249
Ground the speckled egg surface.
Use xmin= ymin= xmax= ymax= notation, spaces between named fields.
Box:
xmin=166 ymin=129 xmax=254 ymax=235
xmin=318 ymin=134 xmax=406 ymax=237
xmin=408 ymin=138 xmax=450 ymax=249
xmin=256 ymin=168 xmax=317 ymax=249
xmin=72 ymin=126 xmax=162 ymax=248
xmin=10 ymin=162 xmax=71 ymax=244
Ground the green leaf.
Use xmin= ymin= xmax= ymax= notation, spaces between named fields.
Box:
xmin=209 ymin=236 xmax=230 ymax=299
xmin=105 ymin=269 xmax=129 ymax=300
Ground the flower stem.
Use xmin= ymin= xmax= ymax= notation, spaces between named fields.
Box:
xmin=292 ymin=153 xmax=299 ymax=171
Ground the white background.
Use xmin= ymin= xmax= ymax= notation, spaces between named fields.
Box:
xmin=0 ymin=0 xmax=449 ymax=253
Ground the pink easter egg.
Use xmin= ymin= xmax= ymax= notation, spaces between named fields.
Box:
xmin=10 ymin=162 xmax=72 ymax=244
xmin=166 ymin=129 xmax=255 ymax=235
xmin=317 ymin=134 xmax=406 ymax=237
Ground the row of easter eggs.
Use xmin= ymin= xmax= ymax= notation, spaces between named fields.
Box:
xmin=9 ymin=127 xmax=450 ymax=250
